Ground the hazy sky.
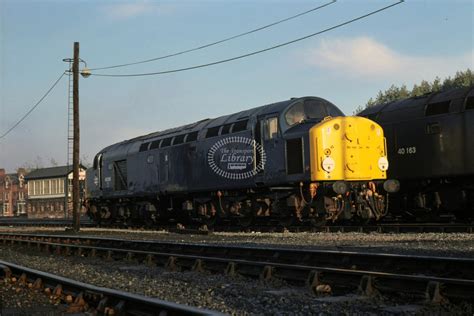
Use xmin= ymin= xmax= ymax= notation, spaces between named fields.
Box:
xmin=0 ymin=0 xmax=472 ymax=172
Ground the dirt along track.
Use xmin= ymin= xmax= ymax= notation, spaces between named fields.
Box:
xmin=0 ymin=226 xmax=473 ymax=315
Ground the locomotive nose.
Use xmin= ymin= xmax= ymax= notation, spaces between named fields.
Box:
xmin=309 ymin=116 xmax=388 ymax=181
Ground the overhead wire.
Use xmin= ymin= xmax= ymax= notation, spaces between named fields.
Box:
xmin=91 ymin=0 xmax=404 ymax=78
xmin=0 ymin=71 xmax=66 ymax=140
xmin=89 ymin=0 xmax=336 ymax=71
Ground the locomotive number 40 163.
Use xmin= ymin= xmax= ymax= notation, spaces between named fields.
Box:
xmin=397 ymin=147 xmax=417 ymax=155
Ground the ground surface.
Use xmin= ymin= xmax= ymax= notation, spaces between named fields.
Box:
xmin=0 ymin=227 xmax=473 ymax=315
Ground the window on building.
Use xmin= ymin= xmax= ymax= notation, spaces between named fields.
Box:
xmin=59 ymin=179 xmax=64 ymax=194
xmin=44 ymin=180 xmax=50 ymax=195
xmin=51 ymin=179 xmax=56 ymax=195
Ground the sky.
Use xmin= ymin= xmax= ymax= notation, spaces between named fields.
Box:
xmin=0 ymin=0 xmax=472 ymax=172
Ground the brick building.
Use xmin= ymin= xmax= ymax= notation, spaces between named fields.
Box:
xmin=25 ymin=165 xmax=86 ymax=218
xmin=0 ymin=168 xmax=28 ymax=217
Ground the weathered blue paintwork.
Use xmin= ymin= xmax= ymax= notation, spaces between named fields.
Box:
xmin=86 ymin=96 xmax=344 ymax=200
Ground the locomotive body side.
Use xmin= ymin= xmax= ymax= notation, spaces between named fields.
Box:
xmin=86 ymin=96 xmax=396 ymax=225
xmin=359 ymin=86 xmax=474 ymax=220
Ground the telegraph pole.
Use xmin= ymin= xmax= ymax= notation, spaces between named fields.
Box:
xmin=72 ymin=42 xmax=80 ymax=232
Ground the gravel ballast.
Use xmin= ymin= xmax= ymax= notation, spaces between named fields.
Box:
xmin=1 ymin=228 xmax=474 ymax=315
xmin=1 ymin=227 xmax=473 ymax=257
xmin=0 ymin=244 xmax=469 ymax=315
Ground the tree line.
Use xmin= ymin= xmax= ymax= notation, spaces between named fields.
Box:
xmin=356 ymin=69 xmax=473 ymax=113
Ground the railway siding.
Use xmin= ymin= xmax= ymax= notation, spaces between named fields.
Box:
xmin=1 ymin=233 xmax=474 ymax=303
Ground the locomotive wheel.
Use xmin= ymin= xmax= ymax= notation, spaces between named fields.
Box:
xmin=278 ymin=216 xmax=295 ymax=227
xmin=309 ymin=215 xmax=327 ymax=227
xmin=198 ymin=202 xmax=218 ymax=228
xmin=237 ymin=214 xmax=254 ymax=227
xmin=236 ymin=203 xmax=254 ymax=227
xmin=202 ymin=215 xmax=217 ymax=228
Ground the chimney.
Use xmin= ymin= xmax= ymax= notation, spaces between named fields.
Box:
xmin=17 ymin=168 xmax=26 ymax=176
xmin=0 ymin=168 xmax=5 ymax=178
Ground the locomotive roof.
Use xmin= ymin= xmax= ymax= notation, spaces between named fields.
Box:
xmin=99 ymin=97 xmax=305 ymax=153
xmin=359 ymin=86 xmax=474 ymax=122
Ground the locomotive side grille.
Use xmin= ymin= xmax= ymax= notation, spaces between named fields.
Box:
xmin=113 ymin=160 xmax=128 ymax=191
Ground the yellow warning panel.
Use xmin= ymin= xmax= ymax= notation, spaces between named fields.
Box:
xmin=309 ymin=116 xmax=387 ymax=181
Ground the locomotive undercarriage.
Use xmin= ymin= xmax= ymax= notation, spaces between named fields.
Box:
xmin=87 ymin=181 xmax=388 ymax=228
xmin=392 ymin=177 xmax=474 ymax=222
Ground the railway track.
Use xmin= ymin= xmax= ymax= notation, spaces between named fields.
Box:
xmin=1 ymin=233 xmax=473 ymax=303
xmin=0 ymin=217 xmax=95 ymax=228
xmin=0 ymin=259 xmax=218 ymax=315
xmin=0 ymin=217 xmax=473 ymax=233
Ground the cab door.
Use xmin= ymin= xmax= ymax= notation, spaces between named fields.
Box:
xmin=257 ymin=115 xmax=286 ymax=184
xmin=464 ymin=95 xmax=474 ymax=174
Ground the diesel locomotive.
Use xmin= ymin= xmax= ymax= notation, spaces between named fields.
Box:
xmin=359 ymin=86 xmax=474 ymax=221
xmin=85 ymin=96 xmax=398 ymax=227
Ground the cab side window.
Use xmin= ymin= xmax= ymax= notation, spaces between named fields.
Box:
xmin=263 ymin=117 xmax=278 ymax=140
xmin=466 ymin=96 xmax=474 ymax=110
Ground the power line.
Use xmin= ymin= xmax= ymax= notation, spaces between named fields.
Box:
xmin=91 ymin=0 xmax=403 ymax=78
xmin=89 ymin=0 xmax=336 ymax=71
xmin=0 ymin=72 xmax=66 ymax=140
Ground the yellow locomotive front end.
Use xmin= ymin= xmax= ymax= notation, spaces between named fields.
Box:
xmin=310 ymin=116 xmax=388 ymax=181
xmin=308 ymin=116 xmax=399 ymax=223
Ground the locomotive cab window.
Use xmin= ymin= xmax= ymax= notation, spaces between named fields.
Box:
xmin=325 ymin=103 xmax=344 ymax=117
xmin=285 ymin=100 xmax=327 ymax=126
xmin=466 ymin=96 xmax=474 ymax=110
xmin=263 ymin=117 xmax=278 ymax=140
xmin=425 ymin=101 xmax=451 ymax=116
xmin=93 ymin=154 xmax=100 ymax=169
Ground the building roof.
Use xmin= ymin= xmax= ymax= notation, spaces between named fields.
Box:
xmin=25 ymin=165 xmax=86 ymax=180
